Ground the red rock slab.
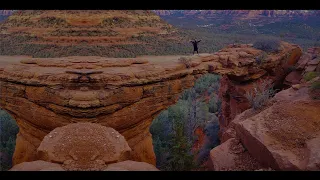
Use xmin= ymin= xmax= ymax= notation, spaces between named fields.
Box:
xmin=210 ymin=138 xmax=263 ymax=171
xmin=284 ymin=71 xmax=302 ymax=86
xmin=235 ymin=100 xmax=320 ymax=170
xmin=10 ymin=160 xmax=65 ymax=171
xmin=104 ymin=160 xmax=159 ymax=171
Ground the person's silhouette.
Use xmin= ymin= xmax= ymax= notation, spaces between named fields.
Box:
xmin=190 ymin=39 xmax=201 ymax=55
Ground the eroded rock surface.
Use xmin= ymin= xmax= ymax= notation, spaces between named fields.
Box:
xmin=10 ymin=123 xmax=158 ymax=171
xmin=37 ymin=122 xmax=131 ymax=171
xmin=9 ymin=160 xmax=65 ymax=171
xmin=235 ymin=100 xmax=320 ymax=170
xmin=211 ymin=46 xmax=320 ymax=171
xmin=104 ymin=160 xmax=159 ymax=171
xmin=210 ymin=138 xmax=262 ymax=171
xmin=0 ymin=42 xmax=302 ymax=166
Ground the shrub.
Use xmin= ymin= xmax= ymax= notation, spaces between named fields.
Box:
xmin=178 ymin=57 xmax=192 ymax=68
xmin=304 ymin=72 xmax=319 ymax=81
xmin=253 ymin=39 xmax=281 ymax=53
xmin=208 ymin=95 xmax=221 ymax=113
xmin=255 ymin=52 xmax=268 ymax=65
xmin=311 ymin=81 xmax=320 ymax=90
xmin=193 ymin=74 xmax=221 ymax=95
xmin=310 ymin=81 xmax=320 ymax=100
xmin=245 ymin=80 xmax=276 ymax=110
xmin=180 ymin=88 xmax=197 ymax=101
xmin=38 ymin=17 xmax=68 ymax=27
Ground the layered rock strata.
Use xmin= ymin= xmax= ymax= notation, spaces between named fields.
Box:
xmin=0 ymin=42 xmax=301 ymax=166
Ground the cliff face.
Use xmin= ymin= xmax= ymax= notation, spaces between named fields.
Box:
xmin=0 ymin=41 xmax=301 ymax=166
xmin=218 ymin=44 xmax=302 ymax=138
xmin=210 ymin=47 xmax=320 ymax=171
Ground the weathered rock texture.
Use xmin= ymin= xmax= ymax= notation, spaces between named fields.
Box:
xmin=210 ymin=47 xmax=320 ymax=171
xmin=0 ymin=42 xmax=301 ymax=166
xmin=104 ymin=160 xmax=159 ymax=171
xmin=218 ymin=43 xmax=302 ymax=137
xmin=10 ymin=160 xmax=65 ymax=171
xmin=235 ymin=99 xmax=320 ymax=170
xmin=210 ymin=138 xmax=262 ymax=171
xmin=10 ymin=123 xmax=158 ymax=171
xmin=37 ymin=122 xmax=131 ymax=170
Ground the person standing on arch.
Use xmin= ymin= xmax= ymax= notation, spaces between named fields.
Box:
xmin=190 ymin=39 xmax=201 ymax=55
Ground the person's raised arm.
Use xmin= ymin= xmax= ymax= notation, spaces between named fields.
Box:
xmin=197 ymin=40 xmax=202 ymax=43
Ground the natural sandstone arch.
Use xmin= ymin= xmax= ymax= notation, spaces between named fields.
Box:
xmin=0 ymin=42 xmax=302 ymax=166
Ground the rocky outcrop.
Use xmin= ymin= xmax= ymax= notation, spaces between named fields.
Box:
xmin=211 ymin=47 xmax=320 ymax=171
xmin=212 ymin=86 xmax=320 ymax=171
xmin=10 ymin=123 xmax=158 ymax=171
xmin=0 ymin=42 xmax=301 ymax=166
xmin=218 ymin=42 xmax=302 ymax=137
xmin=235 ymin=97 xmax=320 ymax=170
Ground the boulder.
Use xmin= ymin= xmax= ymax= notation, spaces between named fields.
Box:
xmin=37 ymin=123 xmax=132 ymax=171
xmin=284 ymin=71 xmax=302 ymax=86
xmin=235 ymin=100 xmax=320 ymax=170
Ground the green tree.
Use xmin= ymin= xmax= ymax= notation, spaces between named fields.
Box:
xmin=0 ymin=110 xmax=19 ymax=171
xmin=165 ymin=104 xmax=197 ymax=171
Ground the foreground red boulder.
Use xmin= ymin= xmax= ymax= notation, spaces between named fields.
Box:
xmin=234 ymin=91 xmax=320 ymax=170
xmin=10 ymin=123 xmax=158 ymax=171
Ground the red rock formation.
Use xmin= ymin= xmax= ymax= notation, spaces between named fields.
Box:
xmin=211 ymin=48 xmax=320 ymax=170
xmin=37 ymin=122 xmax=131 ymax=170
xmin=10 ymin=123 xmax=158 ymax=171
xmin=210 ymin=138 xmax=262 ymax=171
xmin=235 ymin=99 xmax=320 ymax=170
xmin=192 ymin=127 xmax=206 ymax=153
xmin=0 ymin=10 xmax=179 ymax=57
xmin=218 ymin=43 xmax=302 ymax=138
xmin=104 ymin=161 xmax=159 ymax=171
xmin=0 ymin=42 xmax=301 ymax=167
xmin=10 ymin=160 xmax=65 ymax=171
